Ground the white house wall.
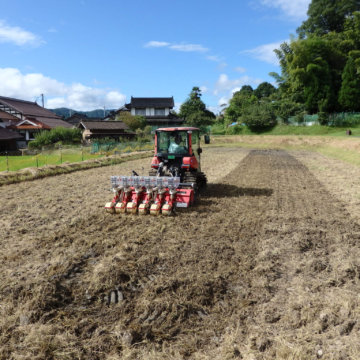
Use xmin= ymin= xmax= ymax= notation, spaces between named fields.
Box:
xmin=131 ymin=107 xmax=170 ymax=116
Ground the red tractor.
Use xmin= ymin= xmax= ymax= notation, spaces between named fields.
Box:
xmin=105 ymin=127 xmax=207 ymax=216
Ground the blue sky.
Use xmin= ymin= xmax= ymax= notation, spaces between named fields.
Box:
xmin=0 ymin=0 xmax=311 ymax=113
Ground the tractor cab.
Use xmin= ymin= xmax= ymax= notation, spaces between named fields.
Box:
xmin=151 ymin=127 xmax=202 ymax=178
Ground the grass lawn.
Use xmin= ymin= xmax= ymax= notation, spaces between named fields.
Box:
xmin=212 ymin=124 xmax=360 ymax=137
xmin=0 ymin=151 xmax=103 ymax=172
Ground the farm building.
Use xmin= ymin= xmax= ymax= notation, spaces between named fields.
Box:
xmin=78 ymin=121 xmax=135 ymax=142
xmin=65 ymin=113 xmax=103 ymax=127
xmin=124 ymin=97 xmax=184 ymax=130
xmin=0 ymin=127 xmax=23 ymax=152
xmin=0 ymin=96 xmax=72 ymax=148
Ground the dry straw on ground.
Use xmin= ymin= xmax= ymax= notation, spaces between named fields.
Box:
xmin=0 ymin=146 xmax=359 ymax=359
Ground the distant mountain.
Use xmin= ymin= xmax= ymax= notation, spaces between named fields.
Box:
xmin=50 ymin=108 xmax=115 ymax=119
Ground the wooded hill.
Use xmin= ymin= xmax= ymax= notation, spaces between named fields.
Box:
xmin=50 ymin=107 xmax=114 ymax=119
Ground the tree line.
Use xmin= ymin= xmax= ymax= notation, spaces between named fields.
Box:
xmin=207 ymin=0 xmax=360 ymax=133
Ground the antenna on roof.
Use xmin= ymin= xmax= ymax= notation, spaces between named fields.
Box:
xmin=41 ymin=94 xmax=44 ymax=108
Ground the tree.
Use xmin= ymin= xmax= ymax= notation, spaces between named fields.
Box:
xmin=254 ymin=82 xmax=277 ymax=99
xmin=116 ymin=111 xmax=146 ymax=131
xmin=274 ymin=37 xmax=345 ymax=113
xmin=273 ymin=99 xmax=305 ymax=124
xmin=297 ymin=0 xmax=360 ymax=37
xmin=241 ymin=102 xmax=277 ymax=132
xmin=179 ymin=87 xmax=215 ymax=128
xmin=224 ymin=86 xmax=257 ymax=124
xmin=339 ymin=50 xmax=360 ymax=111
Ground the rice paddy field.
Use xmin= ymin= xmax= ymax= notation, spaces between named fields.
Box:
xmin=0 ymin=137 xmax=360 ymax=359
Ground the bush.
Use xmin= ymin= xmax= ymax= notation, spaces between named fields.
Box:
xmin=318 ymin=112 xmax=329 ymax=125
xmin=210 ymin=123 xmax=226 ymax=135
xmin=116 ymin=112 xmax=146 ymax=131
xmin=28 ymin=128 xmax=82 ymax=149
xmin=225 ymin=125 xmax=243 ymax=135
xmin=328 ymin=113 xmax=360 ymax=127
xmin=242 ymin=103 xmax=277 ymax=132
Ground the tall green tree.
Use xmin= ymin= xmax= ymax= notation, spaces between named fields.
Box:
xmin=339 ymin=50 xmax=360 ymax=110
xmin=274 ymin=37 xmax=345 ymax=113
xmin=179 ymin=87 xmax=215 ymax=128
xmin=254 ymin=82 xmax=277 ymax=99
xmin=224 ymin=86 xmax=257 ymax=124
xmin=297 ymin=0 xmax=360 ymax=37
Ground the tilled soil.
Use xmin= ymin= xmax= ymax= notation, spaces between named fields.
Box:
xmin=0 ymin=148 xmax=359 ymax=360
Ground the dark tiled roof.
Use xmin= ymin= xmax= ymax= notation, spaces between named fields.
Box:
xmin=80 ymin=121 xmax=130 ymax=131
xmin=35 ymin=117 xmax=73 ymax=128
xmin=0 ymin=96 xmax=61 ymax=118
xmin=127 ymin=97 xmax=174 ymax=108
xmin=0 ymin=127 xmax=23 ymax=140
xmin=0 ymin=96 xmax=72 ymax=128
xmin=0 ymin=110 xmax=18 ymax=121
xmin=66 ymin=114 xmax=102 ymax=126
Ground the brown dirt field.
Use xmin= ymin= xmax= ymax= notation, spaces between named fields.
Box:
xmin=0 ymin=147 xmax=359 ymax=360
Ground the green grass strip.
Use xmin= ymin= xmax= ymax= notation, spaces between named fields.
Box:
xmin=0 ymin=151 xmax=152 ymax=187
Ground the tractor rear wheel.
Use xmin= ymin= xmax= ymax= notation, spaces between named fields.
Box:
xmin=183 ymin=171 xmax=207 ymax=191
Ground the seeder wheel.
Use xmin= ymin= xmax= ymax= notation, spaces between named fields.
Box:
xmin=115 ymin=202 xmax=126 ymax=214
xmin=150 ymin=203 xmax=161 ymax=216
xmin=161 ymin=204 xmax=173 ymax=216
xmin=105 ymin=202 xmax=115 ymax=214
xmin=138 ymin=203 xmax=149 ymax=215
xmin=126 ymin=202 xmax=138 ymax=214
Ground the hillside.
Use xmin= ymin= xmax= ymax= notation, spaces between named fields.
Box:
xmin=50 ymin=107 xmax=115 ymax=119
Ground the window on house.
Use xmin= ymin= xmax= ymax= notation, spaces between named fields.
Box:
xmin=135 ymin=108 xmax=146 ymax=116
xmin=155 ymin=108 xmax=165 ymax=116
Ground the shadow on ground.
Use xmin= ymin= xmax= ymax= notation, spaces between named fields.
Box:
xmin=204 ymin=183 xmax=273 ymax=198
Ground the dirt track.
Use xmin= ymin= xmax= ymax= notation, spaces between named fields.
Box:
xmin=0 ymin=148 xmax=360 ymax=359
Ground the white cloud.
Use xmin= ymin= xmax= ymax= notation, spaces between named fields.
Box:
xmin=206 ymin=55 xmax=222 ymax=62
xmin=214 ymin=74 xmax=261 ymax=95
xmin=144 ymin=40 xmax=208 ymax=53
xmin=0 ymin=67 xmax=126 ymax=110
xmin=213 ymin=74 xmax=262 ymax=107
xmin=234 ymin=66 xmax=246 ymax=73
xmin=144 ymin=41 xmax=170 ymax=48
xmin=242 ymin=41 xmax=284 ymax=65
xmin=218 ymin=96 xmax=229 ymax=107
xmin=0 ymin=20 xmax=43 ymax=46
xmin=200 ymin=86 xmax=208 ymax=94
xmin=260 ymin=0 xmax=310 ymax=20
xmin=169 ymin=43 xmax=208 ymax=52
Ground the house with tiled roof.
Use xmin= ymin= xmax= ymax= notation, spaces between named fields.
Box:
xmin=78 ymin=121 xmax=135 ymax=142
xmin=124 ymin=97 xmax=184 ymax=130
xmin=0 ymin=96 xmax=72 ymax=148
xmin=65 ymin=113 xmax=103 ymax=127
xmin=0 ymin=128 xmax=23 ymax=152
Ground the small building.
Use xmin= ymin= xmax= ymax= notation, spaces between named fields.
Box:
xmin=103 ymin=107 xmax=128 ymax=121
xmin=78 ymin=121 xmax=135 ymax=142
xmin=0 ymin=128 xmax=23 ymax=152
xmin=65 ymin=113 xmax=103 ymax=126
xmin=124 ymin=97 xmax=184 ymax=130
xmin=0 ymin=96 xmax=72 ymax=148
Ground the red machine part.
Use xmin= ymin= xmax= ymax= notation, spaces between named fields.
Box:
xmin=105 ymin=185 xmax=194 ymax=215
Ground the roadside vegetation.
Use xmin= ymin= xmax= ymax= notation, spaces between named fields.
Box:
xmin=28 ymin=127 xmax=82 ymax=149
